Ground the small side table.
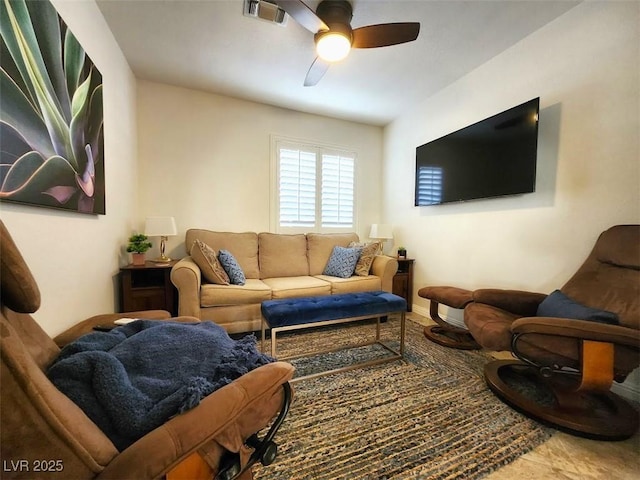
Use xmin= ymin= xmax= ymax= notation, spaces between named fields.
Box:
xmin=119 ymin=260 xmax=178 ymax=316
xmin=392 ymin=258 xmax=415 ymax=312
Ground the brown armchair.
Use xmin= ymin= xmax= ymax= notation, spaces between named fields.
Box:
xmin=420 ymin=225 xmax=640 ymax=440
xmin=0 ymin=220 xmax=295 ymax=479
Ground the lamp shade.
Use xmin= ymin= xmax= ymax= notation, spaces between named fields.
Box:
xmin=144 ymin=217 xmax=177 ymax=237
xmin=369 ymin=224 xmax=393 ymax=240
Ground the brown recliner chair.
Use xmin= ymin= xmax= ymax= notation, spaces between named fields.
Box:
xmin=0 ymin=220 xmax=295 ymax=479
xmin=420 ymin=225 xmax=640 ymax=440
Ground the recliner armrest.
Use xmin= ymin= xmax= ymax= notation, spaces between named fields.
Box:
xmin=53 ymin=310 xmax=173 ymax=347
xmin=95 ymin=361 xmax=295 ymax=480
xmin=473 ymin=289 xmax=547 ymax=317
xmin=511 ymin=316 xmax=640 ymax=348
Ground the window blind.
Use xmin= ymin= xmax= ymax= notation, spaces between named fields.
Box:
xmin=321 ymin=154 xmax=354 ymax=227
xmin=279 ymin=148 xmax=316 ymax=227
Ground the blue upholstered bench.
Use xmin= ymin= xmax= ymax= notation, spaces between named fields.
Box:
xmin=261 ymin=291 xmax=407 ymax=381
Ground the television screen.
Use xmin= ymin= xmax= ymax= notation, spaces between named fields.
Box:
xmin=415 ymin=98 xmax=539 ymax=206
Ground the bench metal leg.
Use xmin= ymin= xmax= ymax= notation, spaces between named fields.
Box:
xmin=271 ymin=328 xmax=277 ymax=358
xmin=261 ymin=319 xmax=279 ymax=359
xmin=262 ymin=311 xmax=406 ymax=382
xmin=400 ymin=311 xmax=405 ymax=356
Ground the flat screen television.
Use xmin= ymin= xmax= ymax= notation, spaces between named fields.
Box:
xmin=415 ymin=97 xmax=540 ymax=206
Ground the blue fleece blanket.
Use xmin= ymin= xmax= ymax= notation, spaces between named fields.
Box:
xmin=47 ymin=320 xmax=273 ymax=451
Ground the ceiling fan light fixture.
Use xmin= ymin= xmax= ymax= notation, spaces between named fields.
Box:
xmin=316 ymin=31 xmax=351 ymax=62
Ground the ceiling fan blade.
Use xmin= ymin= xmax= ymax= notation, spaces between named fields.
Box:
xmin=352 ymin=23 xmax=420 ymax=48
xmin=274 ymin=0 xmax=328 ymax=33
xmin=304 ymin=57 xmax=330 ymax=87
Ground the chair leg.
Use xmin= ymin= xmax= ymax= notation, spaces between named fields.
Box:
xmin=484 ymin=359 xmax=639 ymax=441
xmin=423 ymin=301 xmax=480 ymax=350
xmin=423 ymin=325 xmax=480 ymax=350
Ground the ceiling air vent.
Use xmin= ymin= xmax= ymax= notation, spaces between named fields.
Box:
xmin=243 ymin=0 xmax=288 ymax=26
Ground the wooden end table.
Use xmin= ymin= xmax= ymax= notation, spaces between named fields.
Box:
xmin=119 ymin=260 xmax=178 ymax=315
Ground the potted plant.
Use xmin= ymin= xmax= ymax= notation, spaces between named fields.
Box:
xmin=397 ymin=246 xmax=407 ymax=259
xmin=126 ymin=234 xmax=152 ymax=266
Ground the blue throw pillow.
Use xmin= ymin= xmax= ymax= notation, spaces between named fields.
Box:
xmin=218 ymin=250 xmax=246 ymax=286
xmin=323 ymin=246 xmax=362 ymax=278
xmin=536 ymin=290 xmax=619 ymax=325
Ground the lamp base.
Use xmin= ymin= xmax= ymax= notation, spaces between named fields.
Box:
xmin=152 ymin=236 xmax=172 ymax=263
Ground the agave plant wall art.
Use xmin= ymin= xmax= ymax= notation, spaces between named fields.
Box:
xmin=1 ymin=0 xmax=105 ymax=214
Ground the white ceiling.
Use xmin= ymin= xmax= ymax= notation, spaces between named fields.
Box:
xmin=96 ymin=0 xmax=580 ymax=126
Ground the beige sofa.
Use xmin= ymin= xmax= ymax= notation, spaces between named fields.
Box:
xmin=171 ymin=230 xmax=399 ymax=333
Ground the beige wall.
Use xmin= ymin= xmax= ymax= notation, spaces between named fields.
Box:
xmin=1 ymin=0 xmax=140 ymax=336
xmin=136 ymin=81 xmax=384 ymax=260
xmin=382 ymin=2 xmax=639 ymax=394
xmin=384 ymin=1 xmax=639 ymax=311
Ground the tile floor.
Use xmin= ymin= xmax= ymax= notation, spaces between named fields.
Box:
xmin=408 ymin=312 xmax=640 ymax=480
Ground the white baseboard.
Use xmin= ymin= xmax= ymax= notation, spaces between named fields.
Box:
xmin=411 ymin=304 xmax=429 ymax=319
xmin=412 ymin=304 xmax=466 ymax=329
xmin=612 ymin=374 xmax=640 ymax=402
xmin=612 ymin=383 xmax=639 ymax=402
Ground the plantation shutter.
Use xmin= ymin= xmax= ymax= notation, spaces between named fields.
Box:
xmin=279 ymin=148 xmax=316 ymax=227
xmin=321 ymin=153 xmax=354 ymax=227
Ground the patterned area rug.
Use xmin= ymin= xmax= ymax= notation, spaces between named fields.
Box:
xmin=254 ymin=316 xmax=554 ymax=480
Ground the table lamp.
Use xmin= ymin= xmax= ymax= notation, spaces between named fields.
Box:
xmin=369 ymin=224 xmax=393 ymax=254
xmin=144 ymin=216 xmax=177 ymax=262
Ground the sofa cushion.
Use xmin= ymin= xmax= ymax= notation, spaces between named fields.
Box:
xmin=307 ymin=233 xmax=359 ymax=275
xmin=185 ymin=230 xmax=260 ymax=278
xmin=190 ymin=240 xmax=230 ymax=285
xmin=262 ymin=276 xmax=331 ymax=299
xmin=315 ymin=274 xmax=382 ymax=294
xmin=323 ymin=246 xmax=362 ymax=278
xmin=219 ymin=250 xmax=246 ymax=286
xmin=200 ymin=279 xmax=272 ymax=307
xmin=259 ymin=233 xmax=309 ymax=279
xmin=349 ymin=241 xmax=382 ymax=276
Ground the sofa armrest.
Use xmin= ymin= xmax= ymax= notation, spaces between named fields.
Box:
xmin=53 ymin=310 xmax=172 ymax=347
xmin=370 ymin=255 xmax=398 ymax=292
xmin=171 ymin=257 xmax=202 ymax=318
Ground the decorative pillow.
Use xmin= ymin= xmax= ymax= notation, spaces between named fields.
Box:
xmin=190 ymin=239 xmax=229 ymax=285
xmin=323 ymin=246 xmax=362 ymax=279
xmin=349 ymin=241 xmax=382 ymax=276
xmin=536 ymin=290 xmax=619 ymax=325
xmin=218 ymin=249 xmax=246 ymax=286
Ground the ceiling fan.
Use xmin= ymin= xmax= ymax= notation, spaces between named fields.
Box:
xmin=274 ymin=0 xmax=420 ymax=86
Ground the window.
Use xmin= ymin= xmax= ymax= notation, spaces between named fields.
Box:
xmin=272 ymin=139 xmax=356 ymax=232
